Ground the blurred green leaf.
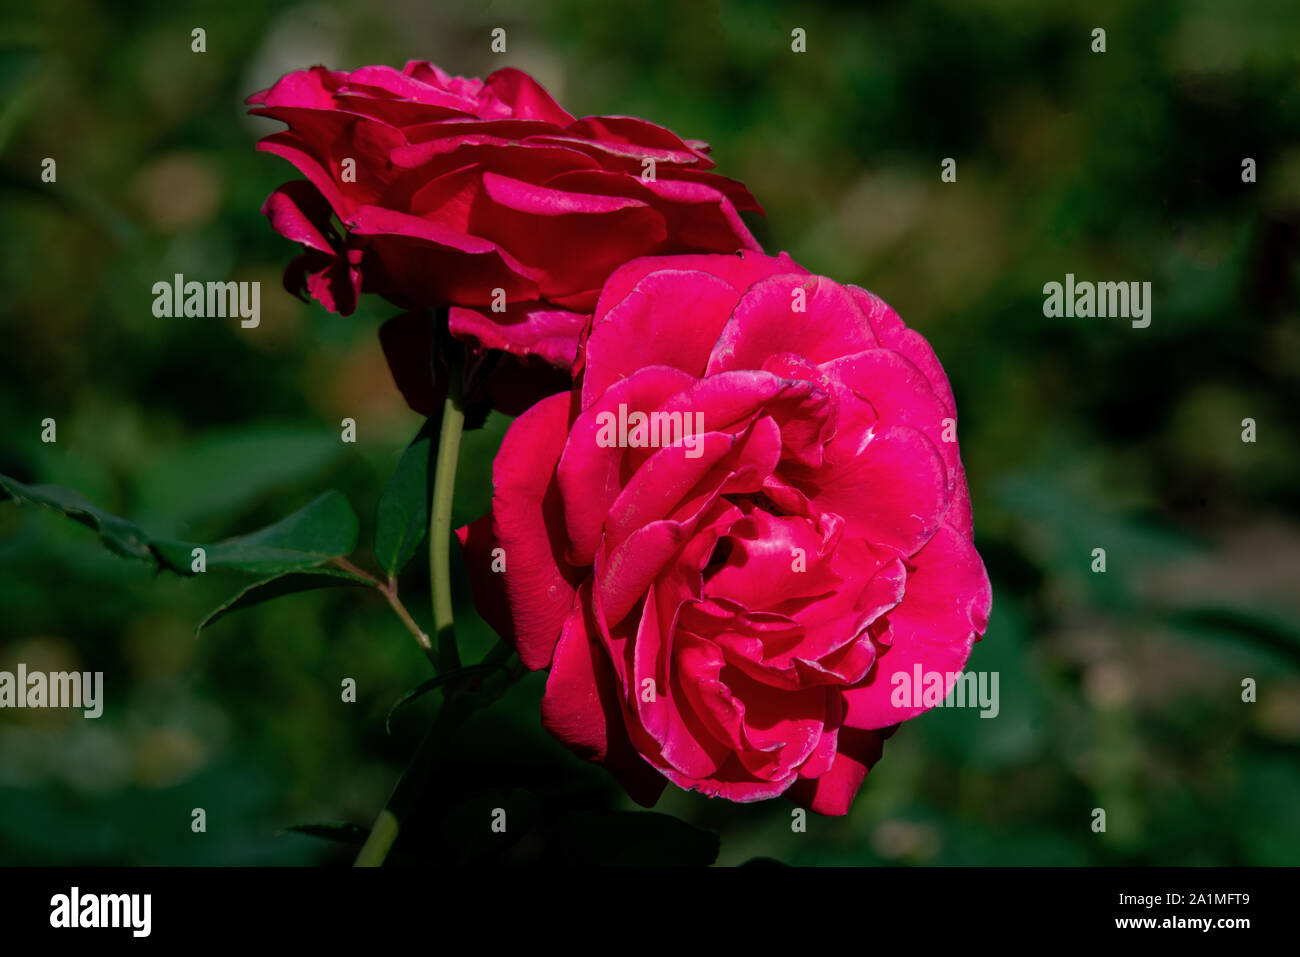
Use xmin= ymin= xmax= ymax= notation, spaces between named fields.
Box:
xmin=0 ymin=169 xmax=140 ymax=242
xmin=373 ymin=427 xmax=433 ymax=578
xmin=996 ymin=473 xmax=1201 ymax=566
xmin=171 ymin=491 xmax=360 ymax=575
xmin=1237 ymin=757 xmax=1300 ymax=866
xmin=994 ymin=472 xmax=1203 ymax=609
xmin=1 ymin=473 xmax=359 ymax=576
xmin=0 ymin=472 xmax=174 ymax=567
xmin=196 ymin=567 xmax=373 ymax=636
xmin=1169 ymin=604 xmax=1300 ymax=670
xmin=0 ymin=45 xmax=44 ymax=153
xmin=135 ymin=423 xmax=347 ymax=529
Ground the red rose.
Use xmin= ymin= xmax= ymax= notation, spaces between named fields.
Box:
xmin=249 ymin=62 xmax=762 ymax=375
xmin=459 ymin=252 xmax=992 ymax=814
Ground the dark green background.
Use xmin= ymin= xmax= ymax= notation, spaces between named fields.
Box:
xmin=1 ymin=0 xmax=1298 ymax=865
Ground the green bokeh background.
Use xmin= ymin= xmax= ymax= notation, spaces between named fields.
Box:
xmin=1 ymin=0 xmax=1297 ymax=865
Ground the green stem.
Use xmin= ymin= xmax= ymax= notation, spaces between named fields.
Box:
xmin=354 ymin=336 xmax=467 ymax=867
xmin=352 ymin=690 xmax=475 ymax=867
xmin=353 ymin=809 xmax=399 ymax=867
xmin=431 ymin=351 xmax=465 ymax=673
xmin=351 ymin=645 xmax=522 ymax=867
xmin=328 ymin=557 xmax=436 ymax=667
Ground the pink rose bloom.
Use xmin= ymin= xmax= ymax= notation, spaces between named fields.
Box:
xmin=248 ymin=62 xmax=761 ymax=374
xmin=460 ymin=252 xmax=992 ymax=814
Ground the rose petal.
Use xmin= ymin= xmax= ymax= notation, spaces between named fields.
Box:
xmin=842 ymin=524 xmax=992 ymax=730
xmin=542 ymin=582 xmax=667 ymax=806
xmin=786 ymin=727 xmax=889 ymax=815
xmin=490 ymin=392 xmax=583 ymax=670
xmin=448 ymin=303 xmax=587 ymax=370
xmin=485 ymin=67 xmax=577 ymax=127
xmin=707 ymin=274 xmax=878 ymax=374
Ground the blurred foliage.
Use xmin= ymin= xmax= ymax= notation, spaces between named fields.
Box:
xmin=1 ymin=0 xmax=1298 ymax=865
